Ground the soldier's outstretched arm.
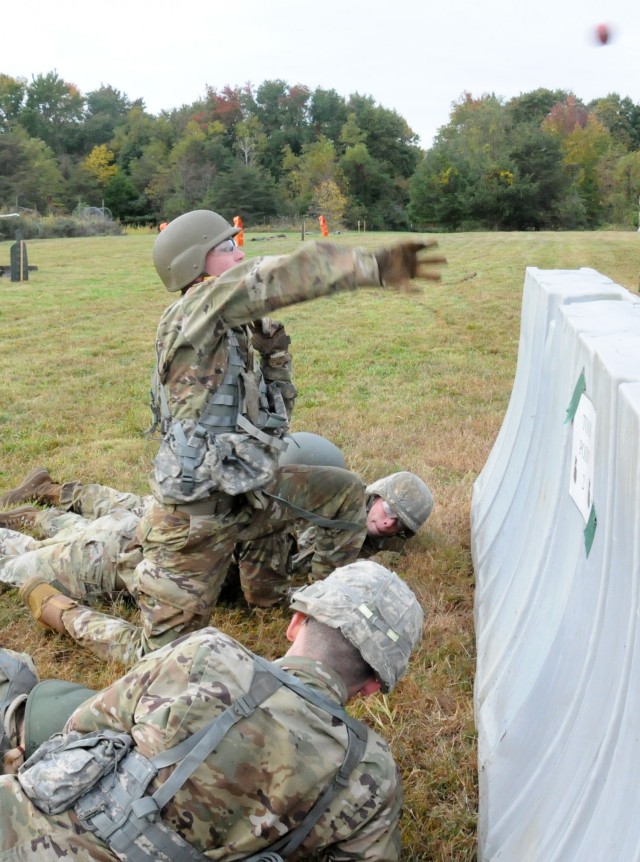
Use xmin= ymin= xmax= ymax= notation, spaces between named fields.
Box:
xmin=213 ymin=239 xmax=446 ymax=327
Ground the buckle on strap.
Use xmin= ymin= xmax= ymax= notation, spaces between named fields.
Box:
xmin=235 ymin=413 xmax=287 ymax=450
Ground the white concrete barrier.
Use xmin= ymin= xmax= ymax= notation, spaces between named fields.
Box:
xmin=472 ymin=267 xmax=640 ymax=861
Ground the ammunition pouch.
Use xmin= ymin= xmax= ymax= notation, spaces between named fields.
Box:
xmin=149 ymin=329 xmax=289 ymax=504
xmin=151 ymin=426 xmax=279 ymax=504
xmin=18 ymin=729 xmax=134 ymax=815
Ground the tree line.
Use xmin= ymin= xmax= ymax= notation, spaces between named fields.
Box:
xmin=1 ymin=72 xmax=640 ymax=231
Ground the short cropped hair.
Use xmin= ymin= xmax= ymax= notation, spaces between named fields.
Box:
xmin=303 ymin=618 xmax=376 ymax=691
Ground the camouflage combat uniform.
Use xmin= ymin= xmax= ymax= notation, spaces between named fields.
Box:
xmin=50 ymin=482 xmax=292 ymax=608
xmin=56 ymin=244 xmax=387 ymax=664
xmin=55 ymin=482 xmax=145 ymax=521
xmin=290 ymin=494 xmax=410 ymax=576
xmin=0 ymin=505 xmax=142 ymax=598
xmin=0 ymin=626 xmax=402 ymax=861
xmin=0 ymin=481 xmax=332 ymax=611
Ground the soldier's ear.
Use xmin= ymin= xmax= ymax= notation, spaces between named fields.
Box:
xmin=358 ymin=679 xmax=382 ymax=697
xmin=286 ymin=611 xmax=308 ymax=643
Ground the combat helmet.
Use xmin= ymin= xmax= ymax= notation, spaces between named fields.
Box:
xmin=153 ymin=210 xmax=240 ymax=292
xmin=289 ymin=561 xmax=424 ymax=692
xmin=278 ymin=431 xmax=347 ymax=469
xmin=366 ymin=472 xmax=434 ymax=535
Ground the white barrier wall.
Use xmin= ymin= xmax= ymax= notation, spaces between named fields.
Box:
xmin=471 ymin=267 xmax=640 ymax=861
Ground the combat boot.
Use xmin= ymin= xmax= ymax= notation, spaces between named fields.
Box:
xmin=19 ymin=576 xmax=78 ymax=633
xmin=0 ymin=468 xmax=62 ymax=507
xmin=0 ymin=506 xmax=39 ymax=531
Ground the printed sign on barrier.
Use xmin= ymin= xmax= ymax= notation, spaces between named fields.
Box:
xmin=569 ymin=393 xmax=596 ymax=523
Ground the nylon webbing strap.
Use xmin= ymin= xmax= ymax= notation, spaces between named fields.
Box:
xmin=195 ymin=331 xmax=244 ymax=433
xmin=261 ymin=491 xmax=364 ymax=532
xmin=144 ymin=666 xmax=282 ymax=813
xmin=76 ymin=655 xmax=367 ymax=862
xmin=178 ymin=330 xmax=287 ymax=495
xmin=236 ymin=412 xmax=287 ymax=450
xmin=75 ymin=661 xmax=285 ymax=862
xmin=175 ymin=422 xmax=206 ymax=496
xmin=266 ymin=722 xmax=366 ymax=859
xmin=244 ymin=658 xmax=368 ymax=861
xmin=145 ymin=363 xmax=172 ymax=438
xmin=178 ymin=332 xmax=244 ymax=495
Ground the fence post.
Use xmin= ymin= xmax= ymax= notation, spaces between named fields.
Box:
xmin=10 ymin=230 xmax=28 ymax=282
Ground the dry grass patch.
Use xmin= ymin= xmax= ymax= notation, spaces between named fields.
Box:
xmin=1 ymin=229 xmax=639 ymax=859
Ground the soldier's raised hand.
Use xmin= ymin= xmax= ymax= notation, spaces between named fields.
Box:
xmin=375 ymin=239 xmax=447 ymax=291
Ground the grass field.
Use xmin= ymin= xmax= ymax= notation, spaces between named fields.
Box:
xmin=0 ymin=228 xmax=638 ymax=860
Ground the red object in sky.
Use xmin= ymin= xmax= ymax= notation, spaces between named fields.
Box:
xmin=595 ymin=23 xmax=610 ymax=45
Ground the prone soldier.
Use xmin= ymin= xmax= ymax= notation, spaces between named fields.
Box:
xmin=0 ymin=562 xmax=423 ymax=862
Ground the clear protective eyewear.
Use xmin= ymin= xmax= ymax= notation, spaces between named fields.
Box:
xmin=212 ymin=238 xmax=237 ymax=254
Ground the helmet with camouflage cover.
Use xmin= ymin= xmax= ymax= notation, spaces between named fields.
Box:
xmin=278 ymin=432 xmax=347 ymax=470
xmin=153 ymin=210 xmax=240 ymax=292
xmin=289 ymin=561 xmax=423 ymax=692
xmin=366 ymin=472 xmax=434 ymax=535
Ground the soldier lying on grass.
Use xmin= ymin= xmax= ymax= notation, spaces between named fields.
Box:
xmin=1 ymin=562 xmax=422 ymax=862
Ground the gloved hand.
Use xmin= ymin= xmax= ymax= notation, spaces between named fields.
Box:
xmin=375 ymin=240 xmax=446 ymax=290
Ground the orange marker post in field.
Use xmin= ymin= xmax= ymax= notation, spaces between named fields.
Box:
xmin=319 ymin=214 xmax=329 ymax=237
xmin=233 ymin=215 xmax=245 ymax=246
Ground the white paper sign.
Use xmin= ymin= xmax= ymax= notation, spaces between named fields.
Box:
xmin=569 ymin=393 xmax=596 ymax=522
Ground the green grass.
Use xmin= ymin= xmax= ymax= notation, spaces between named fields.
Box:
xmin=1 ymin=228 xmax=638 ymax=859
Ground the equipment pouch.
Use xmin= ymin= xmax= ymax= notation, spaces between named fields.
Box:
xmin=17 ymin=729 xmax=134 ymax=815
xmin=151 ymin=419 xmax=277 ymax=504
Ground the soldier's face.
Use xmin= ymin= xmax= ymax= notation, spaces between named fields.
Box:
xmin=366 ymin=497 xmax=403 ymax=537
xmin=204 ymin=238 xmax=245 ymax=277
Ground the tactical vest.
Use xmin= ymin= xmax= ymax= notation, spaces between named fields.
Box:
xmin=148 ymin=327 xmax=363 ymax=531
xmin=148 ymin=328 xmax=288 ymax=497
xmin=20 ymin=656 xmax=368 ymax=862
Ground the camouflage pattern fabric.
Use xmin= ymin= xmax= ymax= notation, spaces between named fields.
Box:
xmin=0 ymin=508 xmax=142 ymax=597
xmin=52 ymin=244 xmax=384 ymax=663
xmin=59 ymin=465 xmax=366 ymax=665
xmin=0 ymin=626 xmax=402 ymax=860
xmin=0 ymin=474 xmax=355 ymax=613
xmin=291 ymin=494 xmax=410 ymax=576
xmin=152 ymin=243 xmax=379 ymax=426
xmin=58 ymin=482 xmax=145 ymax=521
xmin=49 ymin=481 xmax=294 ymax=605
xmin=225 ymin=530 xmax=295 ymax=607
xmin=289 ymin=561 xmax=424 ymax=693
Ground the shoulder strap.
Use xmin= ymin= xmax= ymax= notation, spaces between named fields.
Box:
xmin=177 ymin=330 xmax=286 ymax=497
xmin=243 ymin=658 xmax=368 ymax=861
xmin=143 ymin=361 xmax=171 ymax=438
xmin=261 ymin=489 xmax=364 ymax=532
xmin=141 ymin=662 xmax=281 ymax=814
xmin=75 ymin=655 xmax=367 ymax=862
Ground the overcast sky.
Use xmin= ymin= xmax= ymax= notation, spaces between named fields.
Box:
xmin=4 ymin=0 xmax=639 ymax=149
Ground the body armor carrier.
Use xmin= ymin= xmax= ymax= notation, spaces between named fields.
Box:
xmin=20 ymin=657 xmax=368 ymax=862
xmin=148 ymin=329 xmax=289 ymax=498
